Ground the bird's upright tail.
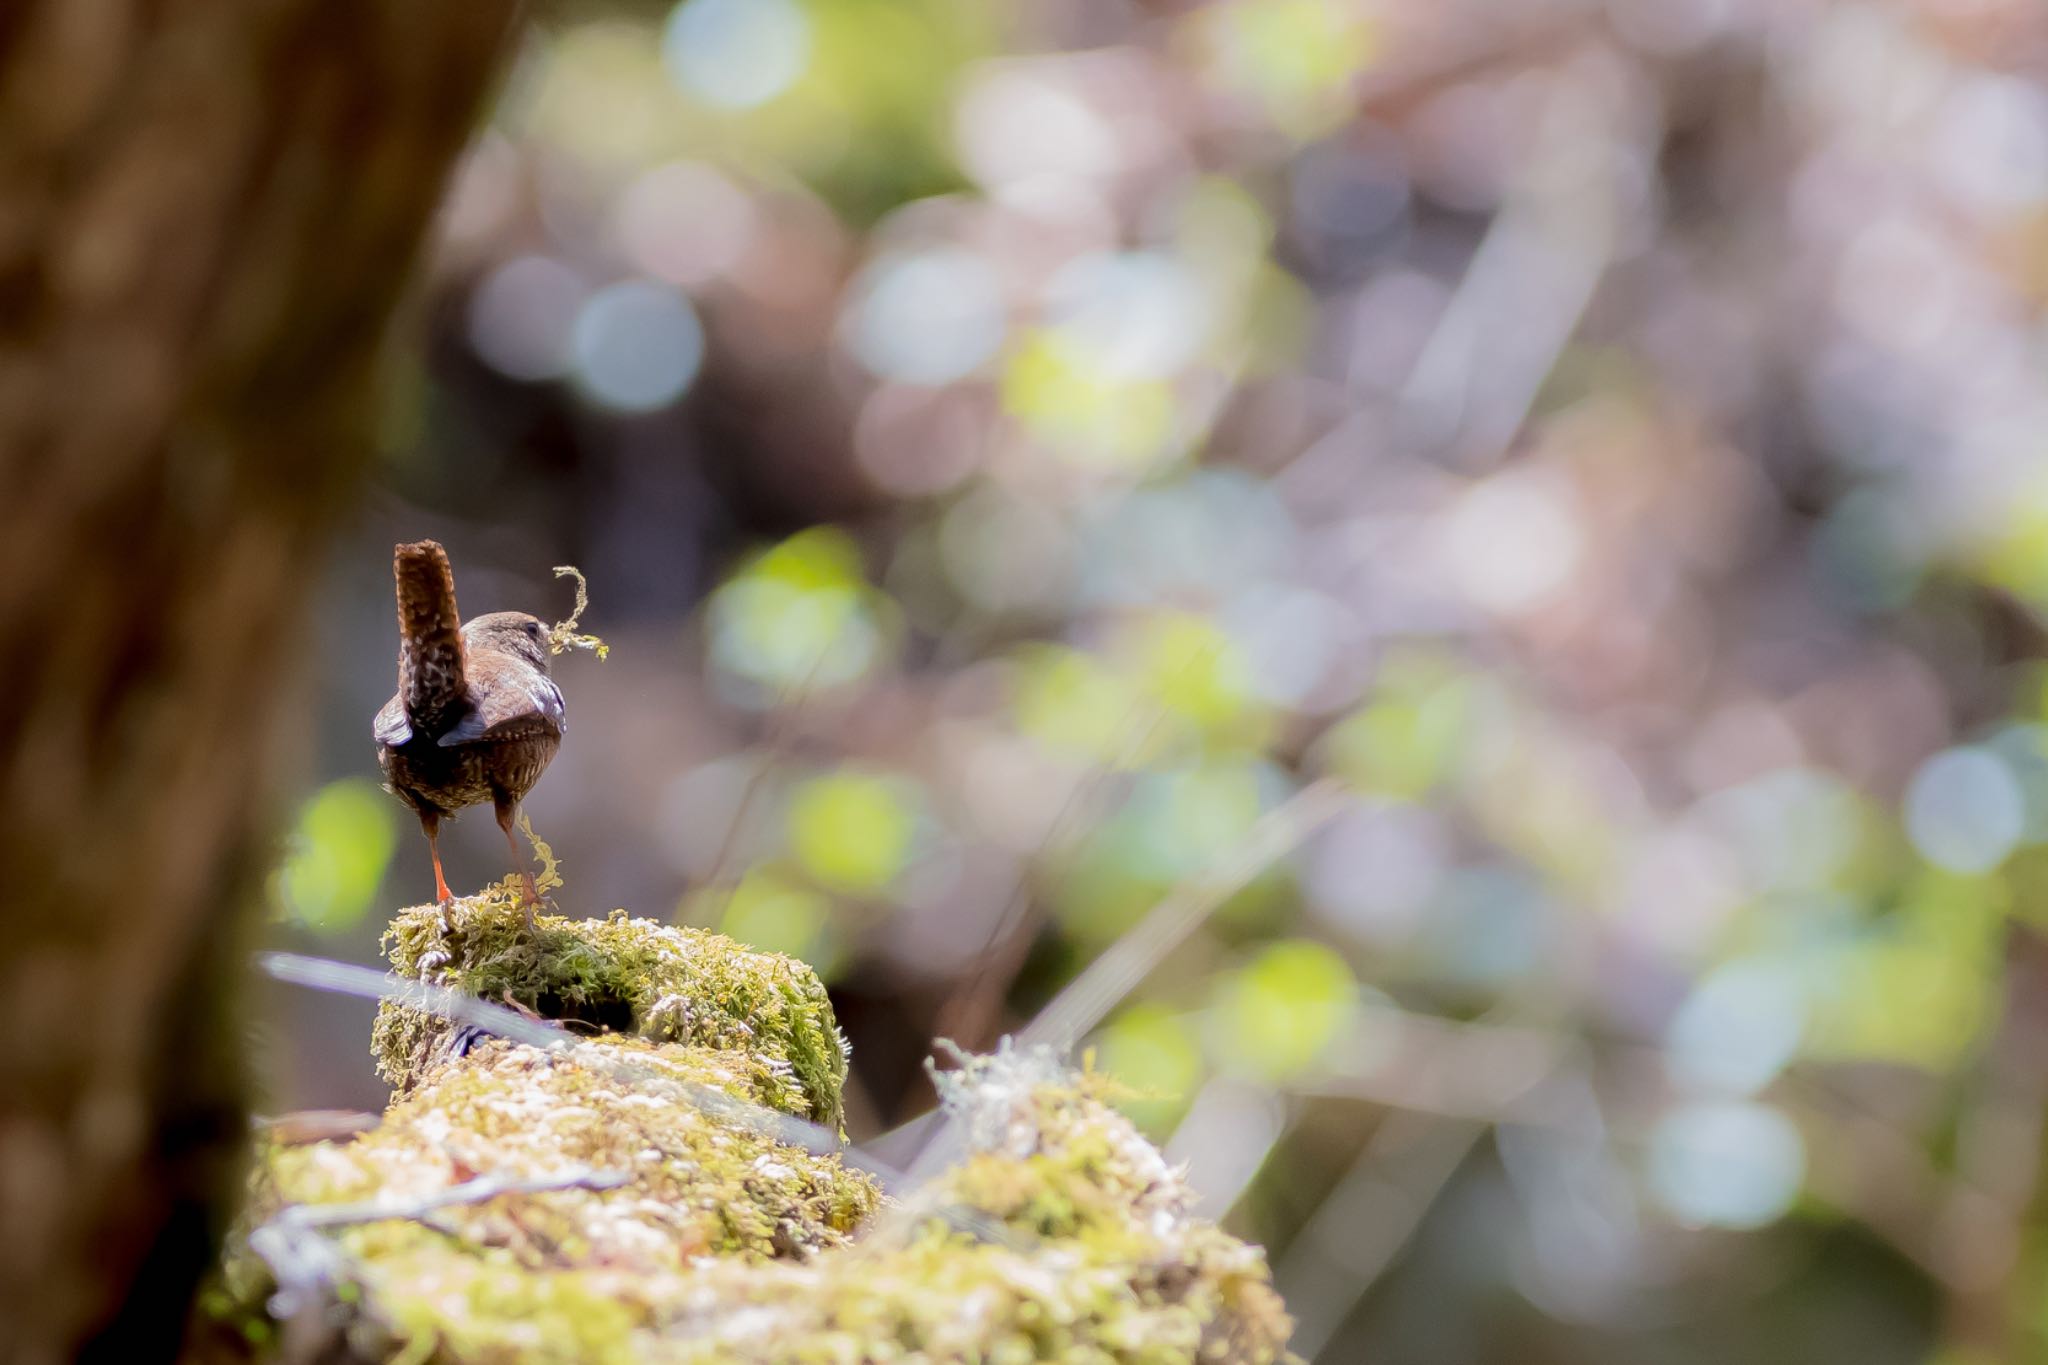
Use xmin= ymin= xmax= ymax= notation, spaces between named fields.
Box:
xmin=395 ymin=540 xmax=466 ymax=731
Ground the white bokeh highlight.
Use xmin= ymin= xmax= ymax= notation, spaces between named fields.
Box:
xmin=662 ymin=0 xmax=811 ymax=110
xmin=1905 ymin=745 xmax=2023 ymax=874
xmin=843 ymin=248 xmax=1008 ymax=385
xmin=569 ymin=280 xmax=706 ymax=412
xmin=1648 ymin=1101 xmax=1806 ymax=1230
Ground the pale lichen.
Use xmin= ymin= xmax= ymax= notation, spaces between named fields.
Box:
xmin=211 ymin=1038 xmax=1293 ymax=1364
xmin=654 ymin=1046 xmax=1296 ymax=1363
xmin=315 ymin=1037 xmax=876 ymax=1258
xmin=209 ymin=1035 xmax=882 ymax=1364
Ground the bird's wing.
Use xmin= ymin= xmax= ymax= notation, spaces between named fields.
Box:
xmin=372 ymin=693 xmax=412 ymax=747
xmin=435 ymin=670 xmax=566 ymax=748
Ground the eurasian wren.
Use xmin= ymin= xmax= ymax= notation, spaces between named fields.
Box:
xmin=373 ymin=540 xmax=565 ymax=911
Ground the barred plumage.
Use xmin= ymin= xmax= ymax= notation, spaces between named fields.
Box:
xmin=374 ymin=540 xmax=566 ymax=914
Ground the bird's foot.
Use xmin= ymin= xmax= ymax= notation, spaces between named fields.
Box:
xmin=519 ymin=871 xmax=541 ymax=930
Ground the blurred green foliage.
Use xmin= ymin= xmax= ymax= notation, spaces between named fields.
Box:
xmin=276 ymin=779 xmax=398 ymax=933
xmin=787 ymin=770 xmax=917 ymax=894
xmin=326 ymin=0 xmax=2048 ymax=1358
xmin=708 ymin=527 xmax=899 ymax=697
xmin=1210 ymin=939 xmax=1359 ymax=1082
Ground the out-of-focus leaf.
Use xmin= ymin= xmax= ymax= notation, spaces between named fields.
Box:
xmin=1094 ymin=1002 xmax=1206 ymax=1134
xmin=1207 ymin=937 xmax=1357 ymax=1081
xmin=1001 ymin=329 xmax=1179 ymax=470
xmin=1322 ymin=663 xmax=1475 ymax=802
xmin=1011 ymin=644 xmax=1146 ymax=765
xmin=1134 ymin=612 xmax=1257 ymax=736
xmin=787 ymin=770 xmax=917 ymax=894
xmin=1188 ymin=0 xmax=1379 ymax=141
xmin=277 ymin=780 xmax=399 ymax=933
xmin=707 ymin=527 xmax=898 ymax=696
xmin=1646 ymin=1100 xmax=1805 ymax=1230
xmin=717 ymin=866 xmax=846 ymax=979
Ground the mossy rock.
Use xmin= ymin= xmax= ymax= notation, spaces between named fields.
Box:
xmin=657 ymin=1048 xmax=1297 ymax=1363
xmin=208 ymin=1036 xmax=883 ymax=1364
xmin=208 ymin=1043 xmax=1294 ymax=1364
xmin=371 ymin=889 xmax=849 ymax=1129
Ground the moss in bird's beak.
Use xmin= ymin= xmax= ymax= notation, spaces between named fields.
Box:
xmin=545 ymin=564 xmax=609 ymax=660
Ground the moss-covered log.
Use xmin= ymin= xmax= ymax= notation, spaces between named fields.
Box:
xmin=210 ymin=1036 xmax=882 ymax=1364
xmin=207 ymin=900 xmax=1296 ymax=1364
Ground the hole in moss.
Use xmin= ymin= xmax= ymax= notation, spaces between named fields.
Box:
xmin=530 ymin=988 xmax=636 ymax=1036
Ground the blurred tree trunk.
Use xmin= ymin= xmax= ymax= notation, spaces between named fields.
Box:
xmin=0 ymin=6 xmax=517 ymax=1362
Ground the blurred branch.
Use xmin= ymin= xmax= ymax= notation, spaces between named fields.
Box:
xmin=936 ymin=697 xmax=1176 ymax=1052
xmin=696 ymin=654 xmax=832 ymax=916
xmin=1017 ymin=779 xmax=1352 ymax=1053
xmin=1305 ymin=992 xmax=2032 ymax=1305
xmin=257 ymin=951 xmax=908 ymax=1188
xmin=1296 ymin=1001 xmax=1581 ymax=1126
xmin=268 ymin=1168 xmax=631 ymax=1232
xmin=899 ymin=781 xmax=1349 ymax=1183
xmin=1791 ymin=1081 xmax=2009 ymax=1294
xmin=257 ymin=1110 xmax=382 ymax=1145
xmin=1356 ymin=4 xmax=1596 ymax=119
xmin=1394 ymin=63 xmax=1630 ymax=469
xmin=1278 ymin=1113 xmax=1486 ymax=1361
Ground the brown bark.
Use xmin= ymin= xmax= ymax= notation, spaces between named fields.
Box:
xmin=0 ymin=5 xmax=518 ymax=1362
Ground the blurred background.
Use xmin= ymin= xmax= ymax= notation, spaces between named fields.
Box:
xmin=254 ymin=0 xmax=2048 ymax=1359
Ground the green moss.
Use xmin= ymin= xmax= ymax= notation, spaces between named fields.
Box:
xmin=372 ymin=890 xmax=848 ymax=1128
xmin=628 ymin=1047 xmax=1295 ymax=1363
xmin=214 ymin=1035 xmax=885 ymax=1363
xmin=219 ymin=874 xmax=1293 ymax=1362
xmin=220 ymin=1041 xmax=1292 ymax=1364
xmin=274 ymin=1037 xmax=879 ymax=1260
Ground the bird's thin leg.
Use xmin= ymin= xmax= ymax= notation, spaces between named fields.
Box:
xmin=425 ymin=813 xmax=452 ymax=905
xmin=496 ymin=799 xmax=539 ymax=920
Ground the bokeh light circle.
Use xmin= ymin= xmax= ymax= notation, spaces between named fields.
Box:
xmin=1648 ymin=1101 xmax=1805 ymax=1230
xmin=662 ymin=0 xmax=811 ymax=110
xmin=1904 ymin=745 xmax=2023 ymax=874
xmin=843 ymin=247 xmax=1008 ymax=385
xmin=569 ymin=279 xmax=706 ymax=412
xmin=468 ymin=255 xmax=589 ymax=381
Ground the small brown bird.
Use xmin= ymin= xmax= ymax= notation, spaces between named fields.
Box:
xmin=374 ymin=540 xmax=565 ymax=911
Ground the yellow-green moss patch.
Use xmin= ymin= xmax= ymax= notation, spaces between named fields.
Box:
xmin=268 ymin=1038 xmax=879 ymax=1263
xmin=655 ymin=1048 xmax=1295 ymax=1363
xmin=372 ymin=893 xmax=848 ymax=1128
xmin=211 ymin=1036 xmax=884 ymax=1364
xmin=217 ymin=1044 xmax=1292 ymax=1364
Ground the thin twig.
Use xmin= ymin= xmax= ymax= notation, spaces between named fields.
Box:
xmin=262 ymin=951 xmax=575 ymax=1050
xmin=696 ymin=649 xmax=831 ymax=920
xmin=1278 ymin=1115 xmax=1486 ymax=1361
xmin=256 ymin=951 xmax=904 ymax=1187
xmin=273 ymin=1168 xmax=630 ymax=1230
xmin=935 ymin=696 xmax=1175 ymax=1052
